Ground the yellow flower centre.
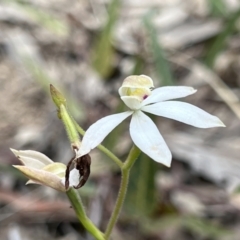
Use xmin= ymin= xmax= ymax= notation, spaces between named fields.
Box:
xmin=126 ymin=87 xmax=151 ymax=101
xmin=119 ymin=75 xmax=154 ymax=103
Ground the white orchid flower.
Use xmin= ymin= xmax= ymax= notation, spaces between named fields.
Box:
xmin=77 ymin=75 xmax=225 ymax=167
xmin=11 ymin=149 xmax=80 ymax=192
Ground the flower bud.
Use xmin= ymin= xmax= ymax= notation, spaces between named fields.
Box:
xmin=50 ymin=84 xmax=80 ymax=150
xmin=50 ymin=84 xmax=66 ymax=109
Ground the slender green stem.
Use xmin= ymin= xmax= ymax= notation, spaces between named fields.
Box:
xmin=123 ymin=145 xmax=141 ymax=170
xmin=97 ymin=144 xmax=123 ymax=168
xmin=105 ymin=169 xmax=129 ymax=239
xmin=59 ymin=105 xmax=80 ymax=148
xmin=66 ymin=188 xmax=105 ymax=240
xmin=105 ymin=145 xmax=141 ymax=239
xmin=71 ymin=118 xmax=141 ymax=239
xmin=73 ymin=119 xmax=123 ymax=168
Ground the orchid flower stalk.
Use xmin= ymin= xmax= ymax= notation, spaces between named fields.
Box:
xmin=11 ymin=75 xmax=225 ymax=240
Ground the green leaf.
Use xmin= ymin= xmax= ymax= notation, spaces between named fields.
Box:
xmin=92 ymin=0 xmax=120 ymax=78
xmin=5 ymin=0 xmax=68 ymax=36
xmin=143 ymin=11 xmax=174 ymax=86
xmin=24 ymin=6 xmax=68 ymax=36
xmin=125 ymin=154 xmax=158 ymax=216
xmin=209 ymin=0 xmax=228 ymax=18
xmin=205 ymin=8 xmax=240 ymax=68
xmin=132 ymin=56 xmax=145 ymax=75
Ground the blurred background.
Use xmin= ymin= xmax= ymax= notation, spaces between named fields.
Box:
xmin=1 ymin=0 xmax=240 ymax=239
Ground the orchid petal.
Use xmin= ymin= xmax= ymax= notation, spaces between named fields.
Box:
xmin=13 ymin=156 xmax=46 ymax=169
xmin=13 ymin=165 xmax=65 ymax=192
xmin=121 ymin=96 xmax=142 ymax=110
xmin=142 ymin=101 xmax=225 ymax=128
xmin=42 ymin=163 xmax=66 ymax=178
xmin=26 ymin=162 xmax=66 ymax=185
xmin=130 ymin=111 xmax=172 ymax=167
xmin=10 ymin=149 xmax=53 ymax=167
xmin=77 ymin=111 xmax=133 ymax=157
xmin=12 ymin=149 xmax=54 ymax=165
xmin=141 ymin=86 xmax=197 ymax=106
xmin=26 ymin=180 xmax=40 ymax=185
xmin=61 ymin=168 xmax=80 ymax=187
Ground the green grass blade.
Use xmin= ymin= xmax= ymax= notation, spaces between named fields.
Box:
xmin=125 ymin=154 xmax=158 ymax=216
xmin=92 ymin=0 xmax=120 ymax=78
xmin=143 ymin=11 xmax=174 ymax=86
xmin=205 ymin=8 xmax=240 ymax=68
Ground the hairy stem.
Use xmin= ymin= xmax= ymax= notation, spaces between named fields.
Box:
xmin=105 ymin=145 xmax=141 ymax=239
xmin=66 ymin=188 xmax=105 ymax=240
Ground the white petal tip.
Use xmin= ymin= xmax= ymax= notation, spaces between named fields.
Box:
xmin=10 ymin=148 xmax=18 ymax=156
xmin=219 ymin=121 xmax=226 ymax=127
xmin=156 ymin=157 xmax=172 ymax=167
xmin=151 ymin=156 xmax=172 ymax=167
xmin=209 ymin=118 xmax=226 ymax=128
xmin=26 ymin=180 xmax=36 ymax=185
xmin=215 ymin=117 xmax=225 ymax=127
xmin=165 ymin=161 xmax=171 ymax=168
xmin=192 ymin=88 xmax=197 ymax=94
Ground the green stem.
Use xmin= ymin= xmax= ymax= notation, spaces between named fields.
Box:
xmin=123 ymin=145 xmax=141 ymax=170
xmin=73 ymin=119 xmax=123 ymax=168
xmin=66 ymin=188 xmax=105 ymax=240
xmin=105 ymin=169 xmax=128 ymax=239
xmin=105 ymin=145 xmax=141 ymax=239
xmin=59 ymin=105 xmax=80 ymax=148
xmin=71 ymin=119 xmax=141 ymax=239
